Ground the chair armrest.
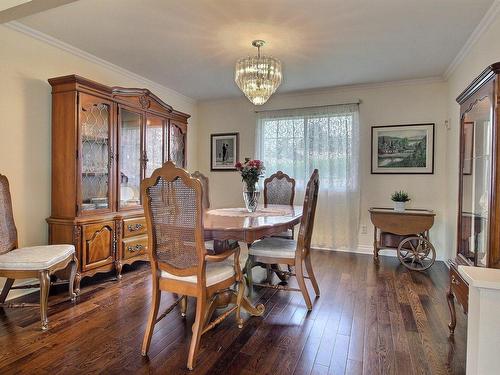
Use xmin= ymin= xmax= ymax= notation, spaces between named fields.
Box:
xmin=205 ymin=247 xmax=239 ymax=263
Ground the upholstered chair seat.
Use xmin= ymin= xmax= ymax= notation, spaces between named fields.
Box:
xmin=248 ymin=238 xmax=296 ymax=259
xmin=0 ymin=245 xmax=75 ymax=270
xmin=163 ymin=242 xmax=248 ymax=286
xmin=161 ymin=261 xmax=236 ymax=286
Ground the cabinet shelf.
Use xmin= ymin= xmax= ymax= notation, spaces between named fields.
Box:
xmin=82 ymin=135 xmax=109 ymax=143
xmin=82 ymin=172 xmax=108 ymax=176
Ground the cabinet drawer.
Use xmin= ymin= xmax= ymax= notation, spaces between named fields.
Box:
xmin=123 ymin=217 xmax=147 ymax=238
xmin=450 ymin=266 xmax=469 ymax=314
xmin=122 ymin=235 xmax=148 ymax=260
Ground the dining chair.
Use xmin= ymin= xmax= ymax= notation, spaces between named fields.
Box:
xmin=247 ymin=169 xmax=320 ymax=310
xmin=191 ymin=171 xmax=210 ymax=210
xmin=141 ymin=161 xmax=246 ymax=370
xmin=0 ymin=174 xmax=78 ymax=330
xmin=264 ymin=171 xmax=296 ymax=239
xmin=191 ymin=170 xmax=238 ymax=254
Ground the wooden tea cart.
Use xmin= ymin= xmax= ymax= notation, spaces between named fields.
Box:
xmin=369 ymin=207 xmax=436 ymax=271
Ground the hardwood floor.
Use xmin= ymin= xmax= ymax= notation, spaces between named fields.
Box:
xmin=0 ymin=251 xmax=466 ymax=374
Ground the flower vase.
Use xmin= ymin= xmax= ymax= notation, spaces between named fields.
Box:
xmin=243 ymin=182 xmax=260 ymax=212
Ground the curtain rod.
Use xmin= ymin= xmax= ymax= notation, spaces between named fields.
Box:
xmin=254 ymin=100 xmax=361 ymax=113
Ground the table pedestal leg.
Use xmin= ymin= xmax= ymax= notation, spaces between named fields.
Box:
xmin=213 ymin=289 xmax=264 ymax=317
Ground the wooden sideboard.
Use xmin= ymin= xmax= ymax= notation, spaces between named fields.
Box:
xmin=46 ymin=75 xmax=190 ymax=291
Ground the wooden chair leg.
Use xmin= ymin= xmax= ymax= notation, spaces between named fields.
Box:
xmin=68 ymin=255 xmax=78 ymax=301
xmin=304 ymin=254 xmax=320 ymax=297
xmin=0 ymin=278 xmax=14 ymax=304
xmin=295 ymin=260 xmax=312 ymax=311
xmin=235 ymin=279 xmax=245 ymax=329
xmin=245 ymin=255 xmax=254 ymax=296
xmin=141 ymin=275 xmax=161 ymax=356
xmin=187 ymin=295 xmax=207 ymax=370
xmin=39 ymin=270 xmax=51 ymax=331
xmin=180 ymin=295 xmax=188 ymax=317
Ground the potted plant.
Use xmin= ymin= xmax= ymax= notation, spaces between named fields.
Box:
xmin=391 ymin=190 xmax=410 ymax=212
xmin=235 ymin=158 xmax=265 ymax=212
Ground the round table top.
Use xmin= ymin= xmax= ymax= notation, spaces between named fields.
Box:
xmin=203 ymin=204 xmax=302 ymax=241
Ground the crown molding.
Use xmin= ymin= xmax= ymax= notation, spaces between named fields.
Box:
xmin=444 ymin=0 xmax=500 ymax=80
xmin=3 ymin=21 xmax=196 ymax=105
xmin=201 ymin=76 xmax=445 ymax=104
xmin=273 ymin=76 xmax=445 ymax=99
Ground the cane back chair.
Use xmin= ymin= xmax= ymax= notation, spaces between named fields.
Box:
xmin=190 ymin=171 xmax=210 ymax=211
xmin=191 ymin=170 xmax=238 ymax=254
xmin=141 ymin=161 xmax=246 ymax=370
xmin=248 ymin=169 xmax=320 ymax=310
xmin=0 ymin=174 xmax=77 ymax=330
xmin=264 ymin=171 xmax=296 ymax=239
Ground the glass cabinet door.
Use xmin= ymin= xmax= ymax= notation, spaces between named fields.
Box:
xmin=145 ymin=115 xmax=166 ymax=177
xmin=459 ymin=89 xmax=493 ymax=267
xmin=118 ymin=107 xmax=142 ymax=209
xmin=169 ymin=122 xmax=186 ymax=168
xmin=79 ymin=94 xmax=113 ymax=213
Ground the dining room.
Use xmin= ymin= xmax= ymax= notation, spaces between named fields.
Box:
xmin=2 ymin=0 xmax=500 ymax=374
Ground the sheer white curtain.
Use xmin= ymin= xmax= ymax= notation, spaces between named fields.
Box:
xmin=256 ymin=104 xmax=360 ymax=250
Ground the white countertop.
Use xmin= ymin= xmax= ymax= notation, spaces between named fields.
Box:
xmin=458 ymin=265 xmax=500 ymax=290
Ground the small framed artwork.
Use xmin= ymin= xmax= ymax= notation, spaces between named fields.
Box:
xmin=371 ymin=123 xmax=435 ymax=174
xmin=462 ymin=121 xmax=474 ymax=175
xmin=211 ymin=133 xmax=239 ymax=171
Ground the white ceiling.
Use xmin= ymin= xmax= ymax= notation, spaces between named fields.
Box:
xmin=17 ymin=0 xmax=494 ymax=100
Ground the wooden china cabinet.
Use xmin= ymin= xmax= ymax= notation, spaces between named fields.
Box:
xmin=447 ymin=63 xmax=500 ymax=334
xmin=46 ymin=75 xmax=189 ymax=291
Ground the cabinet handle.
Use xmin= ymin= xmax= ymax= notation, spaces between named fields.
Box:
xmin=127 ymin=244 xmax=144 ymax=253
xmin=451 ymin=275 xmax=460 ymax=286
xmin=127 ymin=223 xmax=143 ymax=232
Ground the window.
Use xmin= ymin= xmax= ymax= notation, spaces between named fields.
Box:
xmin=257 ymin=104 xmax=359 ymax=191
xmin=256 ymin=104 xmax=360 ymax=250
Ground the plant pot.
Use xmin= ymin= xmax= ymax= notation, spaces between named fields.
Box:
xmin=243 ymin=182 xmax=260 ymax=212
xmin=394 ymin=201 xmax=406 ymax=212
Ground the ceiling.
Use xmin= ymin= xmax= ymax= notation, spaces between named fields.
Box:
xmin=17 ymin=0 xmax=494 ymax=101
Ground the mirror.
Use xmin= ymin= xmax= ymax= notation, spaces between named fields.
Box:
xmin=460 ymin=96 xmax=492 ymax=266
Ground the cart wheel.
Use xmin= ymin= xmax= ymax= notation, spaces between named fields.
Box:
xmin=397 ymin=236 xmax=436 ymax=271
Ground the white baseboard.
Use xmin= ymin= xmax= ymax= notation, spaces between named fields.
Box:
xmin=312 ymin=244 xmax=445 ymax=261
xmin=312 ymin=245 xmax=395 ymax=257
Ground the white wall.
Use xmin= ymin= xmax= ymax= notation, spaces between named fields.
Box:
xmin=0 ymin=25 xmax=198 ymax=298
xmin=444 ymin=5 xmax=500 ymax=261
xmin=197 ymin=79 xmax=449 ymax=259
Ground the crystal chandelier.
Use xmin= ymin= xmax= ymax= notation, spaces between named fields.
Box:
xmin=235 ymin=40 xmax=283 ymax=105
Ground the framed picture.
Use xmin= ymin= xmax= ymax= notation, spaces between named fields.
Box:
xmin=211 ymin=133 xmax=239 ymax=171
xmin=463 ymin=121 xmax=474 ymax=175
xmin=371 ymin=123 xmax=435 ymax=174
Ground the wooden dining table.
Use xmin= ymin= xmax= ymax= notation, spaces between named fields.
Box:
xmin=204 ymin=204 xmax=303 ymax=244
xmin=202 ymin=204 xmax=303 ymax=317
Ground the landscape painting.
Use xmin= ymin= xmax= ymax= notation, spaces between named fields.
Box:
xmin=371 ymin=123 xmax=434 ymax=174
